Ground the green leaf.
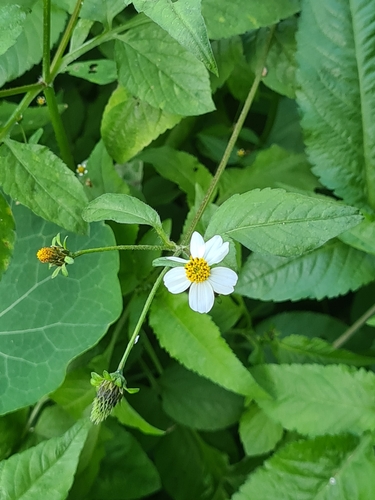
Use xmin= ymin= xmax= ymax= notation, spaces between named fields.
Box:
xmin=339 ymin=216 xmax=375 ymax=256
xmin=50 ymin=368 xmax=95 ymax=419
xmin=206 ymin=188 xmax=362 ymax=257
xmin=139 ymin=146 xmax=212 ymax=206
xmin=0 ymin=410 xmax=27 ymax=460
xmin=133 ymin=0 xmax=217 ymax=74
xmin=149 ymin=290 xmax=266 ymax=399
xmin=210 ymin=36 xmax=243 ymax=92
xmin=202 ymin=0 xmax=301 ymax=40
xmin=112 ymin=398 xmax=165 ymax=436
xmin=0 ymin=204 xmax=122 ymax=415
xmin=0 ymin=4 xmax=27 ymax=56
xmin=272 ymin=334 xmax=375 ymax=366
xmin=101 ymin=85 xmax=181 ymax=164
xmin=0 ymin=0 xmax=66 ymax=87
xmin=236 ymin=239 xmax=375 ymax=301
xmin=80 ymin=0 xmax=127 ymax=26
xmin=0 ymin=139 xmax=88 ymax=234
xmin=0 ymin=419 xmax=90 ymax=500
xmin=218 ymin=145 xmax=320 ymax=204
xmin=232 ymin=433 xmax=375 ymax=500
xmin=64 ymin=60 xmax=117 ymax=85
xmin=239 ymin=403 xmax=283 ymax=457
xmin=0 ymin=193 xmax=15 ymax=280
xmin=252 ymin=363 xmax=375 ymax=436
xmin=115 ymin=21 xmax=215 ymax=116
xmin=296 ymin=0 xmax=375 ymax=211
xmin=160 ymin=364 xmax=244 ymax=430
xmin=82 ymin=193 xmax=162 ymax=231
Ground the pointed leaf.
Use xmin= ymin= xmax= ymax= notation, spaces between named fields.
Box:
xmin=236 ymin=239 xmax=375 ymax=301
xmin=206 ymin=188 xmax=362 ymax=257
xmin=232 ymin=433 xmax=375 ymax=500
xmin=0 ymin=4 xmax=27 ymax=56
xmin=0 ymin=419 xmax=90 ymax=500
xmin=252 ymin=363 xmax=375 ymax=436
xmin=0 ymin=193 xmax=15 ymax=280
xmin=0 ymin=205 xmax=122 ymax=415
xmin=115 ymin=21 xmax=215 ymax=116
xmin=150 ymin=291 xmax=266 ymax=399
xmin=0 ymin=139 xmax=88 ymax=234
xmin=113 ymin=398 xmax=165 ymax=436
xmin=296 ymin=0 xmax=375 ymax=210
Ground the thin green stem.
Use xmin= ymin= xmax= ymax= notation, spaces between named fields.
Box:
xmin=43 ymin=0 xmax=51 ymax=81
xmin=142 ymin=333 xmax=164 ymax=375
xmin=117 ymin=268 xmax=168 ymax=372
xmin=43 ymin=85 xmax=75 ymax=169
xmin=71 ymin=244 xmax=175 ymax=259
xmin=0 ymin=83 xmax=44 ymax=99
xmin=0 ymin=88 xmax=42 ymax=141
xmin=49 ymin=0 xmax=84 ymax=80
xmin=181 ymin=25 xmax=276 ymax=246
xmin=21 ymin=395 xmax=49 ymax=438
xmin=333 ymin=302 xmax=375 ymax=349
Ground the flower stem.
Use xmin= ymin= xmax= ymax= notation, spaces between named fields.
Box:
xmin=0 ymin=83 xmax=44 ymax=99
xmin=0 ymin=89 xmax=43 ymax=141
xmin=333 ymin=302 xmax=375 ymax=348
xmin=182 ymin=25 xmax=276 ymax=245
xmin=43 ymin=0 xmax=51 ymax=81
xmin=71 ymin=244 xmax=175 ymax=259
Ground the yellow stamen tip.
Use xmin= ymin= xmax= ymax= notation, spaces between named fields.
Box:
xmin=36 ymin=247 xmax=54 ymax=263
xmin=185 ymin=257 xmax=210 ymax=283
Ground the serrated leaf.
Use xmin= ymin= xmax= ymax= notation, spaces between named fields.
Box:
xmin=115 ymin=21 xmax=215 ymax=116
xmin=339 ymin=216 xmax=375 ymax=256
xmin=239 ymin=403 xmax=283 ymax=457
xmin=296 ymin=0 xmax=375 ymax=211
xmin=160 ymin=364 xmax=243 ymax=430
xmin=101 ymin=85 xmax=181 ymax=163
xmin=0 ymin=4 xmax=27 ymax=56
xmin=0 ymin=139 xmax=88 ymax=234
xmin=133 ymin=0 xmax=217 ymax=74
xmin=272 ymin=334 xmax=375 ymax=366
xmin=80 ymin=0 xmax=128 ymax=26
xmin=65 ymin=59 xmax=117 ymax=85
xmin=149 ymin=290 xmax=266 ymax=399
xmin=113 ymin=398 xmax=165 ymax=436
xmin=0 ymin=193 xmax=15 ymax=280
xmin=206 ymin=188 xmax=362 ymax=257
xmin=236 ymin=239 xmax=375 ymax=301
xmin=202 ymin=0 xmax=301 ymax=40
xmin=252 ymin=363 xmax=375 ymax=436
xmin=0 ymin=204 xmax=122 ymax=415
xmin=0 ymin=0 xmax=66 ymax=87
xmin=232 ymin=433 xmax=375 ymax=500
xmin=0 ymin=419 xmax=90 ymax=500
xmin=82 ymin=193 xmax=162 ymax=231
xmin=139 ymin=146 xmax=212 ymax=206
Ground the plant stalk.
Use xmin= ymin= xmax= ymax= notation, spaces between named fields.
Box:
xmin=333 ymin=302 xmax=375 ymax=348
xmin=42 ymin=0 xmax=51 ymax=81
xmin=71 ymin=244 xmax=175 ymax=259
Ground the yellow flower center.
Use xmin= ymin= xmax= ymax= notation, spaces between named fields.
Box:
xmin=185 ymin=257 xmax=210 ymax=283
xmin=36 ymin=247 xmax=55 ymax=263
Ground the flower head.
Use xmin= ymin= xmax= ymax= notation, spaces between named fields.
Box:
xmin=36 ymin=233 xmax=74 ymax=278
xmin=163 ymin=231 xmax=238 ymax=314
xmin=76 ymin=162 xmax=88 ymax=176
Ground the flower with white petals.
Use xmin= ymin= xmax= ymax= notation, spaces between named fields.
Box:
xmin=163 ymin=231 xmax=238 ymax=314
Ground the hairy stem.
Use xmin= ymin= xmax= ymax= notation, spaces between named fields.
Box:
xmin=71 ymin=244 xmax=175 ymax=259
xmin=43 ymin=0 xmax=51 ymax=81
xmin=0 ymin=89 xmax=42 ymax=141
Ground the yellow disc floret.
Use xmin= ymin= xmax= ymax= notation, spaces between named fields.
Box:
xmin=36 ymin=246 xmax=69 ymax=266
xmin=36 ymin=247 xmax=55 ymax=263
xmin=185 ymin=257 xmax=210 ymax=283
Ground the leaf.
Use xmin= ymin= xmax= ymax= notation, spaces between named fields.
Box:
xmin=139 ymin=146 xmax=212 ymax=206
xmin=0 ymin=193 xmax=15 ymax=280
xmin=272 ymin=334 xmax=375 ymax=366
xmin=296 ymin=0 xmax=375 ymax=211
xmin=64 ymin=60 xmax=117 ymax=85
xmin=0 ymin=4 xmax=27 ymax=56
xmin=0 ymin=139 xmax=88 ymax=234
xmin=113 ymin=398 xmax=166 ymax=436
xmin=232 ymin=433 xmax=375 ymax=500
xmin=101 ymin=85 xmax=181 ymax=164
xmin=160 ymin=364 xmax=244 ymax=430
xmin=0 ymin=419 xmax=90 ymax=500
xmin=252 ymin=363 xmax=375 ymax=436
xmin=50 ymin=368 xmax=95 ymax=419
xmin=82 ymin=193 xmax=163 ymax=231
xmin=210 ymin=36 xmax=243 ymax=91
xmin=80 ymin=0 xmax=128 ymax=26
xmin=236 ymin=239 xmax=375 ymax=301
xmin=0 ymin=0 xmax=67 ymax=87
xmin=206 ymin=188 xmax=362 ymax=257
xmin=339 ymin=216 xmax=375 ymax=256
xmin=115 ymin=21 xmax=215 ymax=116
xmin=149 ymin=290 xmax=266 ymax=399
xmin=0 ymin=204 xmax=122 ymax=415
xmin=239 ymin=403 xmax=283 ymax=457
xmin=202 ymin=0 xmax=301 ymax=40
xmin=133 ymin=0 xmax=217 ymax=74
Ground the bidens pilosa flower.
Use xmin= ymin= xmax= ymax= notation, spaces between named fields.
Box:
xmin=163 ymin=231 xmax=238 ymax=314
xmin=36 ymin=233 xmax=74 ymax=278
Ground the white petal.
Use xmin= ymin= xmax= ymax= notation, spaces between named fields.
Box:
xmin=189 ymin=281 xmax=214 ymax=314
xmin=190 ymin=231 xmax=205 ymax=258
xmin=204 ymin=236 xmax=229 ymax=265
xmin=164 ymin=267 xmax=190 ymax=293
xmin=208 ymin=267 xmax=238 ymax=294
xmin=164 ymin=256 xmax=188 ymax=263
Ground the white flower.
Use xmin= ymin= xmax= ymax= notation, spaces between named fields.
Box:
xmin=163 ymin=231 xmax=238 ymax=314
